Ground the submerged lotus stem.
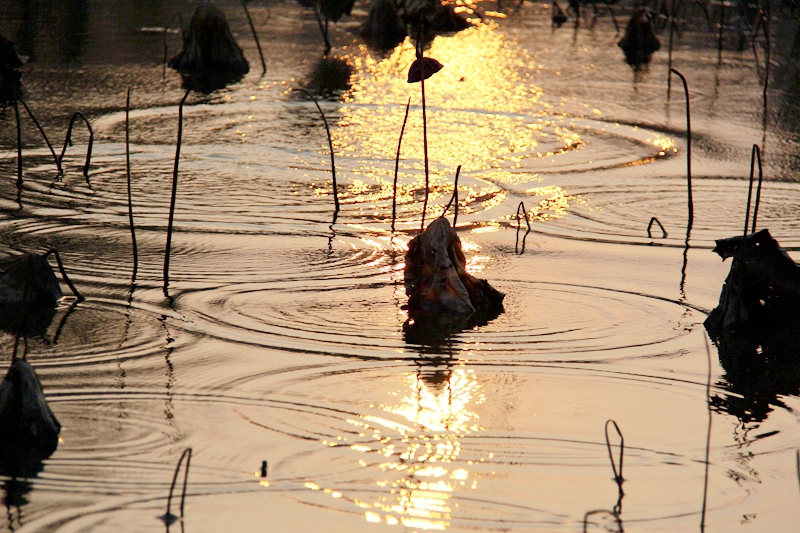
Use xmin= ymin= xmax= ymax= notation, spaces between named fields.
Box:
xmin=647 ymin=216 xmax=668 ymax=238
xmin=18 ymin=96 xmax=61 ymax=175
xmin=670 ymin=69 xmax=693 ymax=229
xmin=163 ymin=448 xmax=192 ymax=522
xmin=294 ymin=88 xmax=339 ymax=213
xmin=392 ymin=98 xmax=411 ymax=232
xmin=126 ymin=89 xmax=139 ymax=279
xmin=163 ymin=89 xmax=191 ymax=296
xmin=743 ymin=144 xmax=763 ymax=238
xmin=58 ymin=112 xmax=93 ymax=179
xmin=44 ymin=248 xmax=84 ymax=301
xmin=241 ymin=0 xmax=267 ymax=75
xmin=440 ymin=165 xmax=461 ymax=227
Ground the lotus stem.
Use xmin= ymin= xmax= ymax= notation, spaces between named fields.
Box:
xmin=18 ymin=96 xmax=61 ymax=174
xmin=646 ymin=217 xmax=667 ymax=238
xmin=392 ymin=98 xmax=411 ymax=232
xmin=295 ymin=88 xmax=339 ymax=213
xmin=126 ymin=88 xmax=139 ymax=279
xmin=163 ymin=89 xmax=191 ymax=296
xmin=44 ymin=248 xmax=84 ymax=301
xmin=670 ymin=69 xmax=693 ymax=229
xmin=241 ymin=0 xmax=267 ymax=75
xmin=58 ymin=112 xmax=93 ymax=179
xmin=440 ymin=165 xmax=461 ymax=227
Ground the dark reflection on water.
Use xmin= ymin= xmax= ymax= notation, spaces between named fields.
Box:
xmin=710 ymin=329 xmax=800 ymax=424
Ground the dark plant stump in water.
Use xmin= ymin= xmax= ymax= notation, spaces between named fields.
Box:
xmin=0 ymin=35 xmax=23 ymax=105
xmin=360 ymin=0 xmax=407 ymax=51
xmin=618 ymin=8 xmax=660 ymax=69
xmin=168 ymin=3 xmax=250 ymax=93
xmin=705 ymin=229 xmax=800 ymax=333
xmin=0 ymin=360 xmax=61 ymax=477
xmin=405 ymin=217 xmax=504 ymax=315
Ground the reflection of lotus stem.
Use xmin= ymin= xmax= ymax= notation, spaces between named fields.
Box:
xmin=164 ymin=448 xmax=192 ymax=522
xmin=392 ymin=98 xmax=411 ymax=232
xmin=163 ymin=89 xmax=191 ymax=296
xmin=440 ymin=165 xmax=461 ymax=226
xmin=18 ymin=96 xmax=61 ymax=175
xmin=420 ymin=63 xmax=430 ymax=231
xmin=126 ymin=88 xmax=138 ymax=279
xmin=743 ymin=144 xmax=763 ymax=237
xmin=58 ymin=112 xmax=93 ymax=179
xmin=11 ymin=257 xmax=33 ymax=363
xmin=44 ymin=248 xmax=84 ymax=302
xmin=700 ymin=337 xmax=713 ymax=533
xmin=669 ymin=69 xmax=693 ymax=229
xmin=13 ymin=100 xmax=22 ymax=189
xmin=241 ymin=0 xmax=267 ymax=75
xmin=295 ymin=88 xmax=340 ymax=213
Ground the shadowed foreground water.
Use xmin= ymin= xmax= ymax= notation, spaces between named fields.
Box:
xmin=0 ymin=0 xmax=799 ymax=531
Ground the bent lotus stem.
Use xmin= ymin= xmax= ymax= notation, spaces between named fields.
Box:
xmin=58 ymin=112 xmax=94 ymax=179
xmin=440 ymin=165 xmax=461 ymax=227
xmin=44 ymin=248 xmax=84 ymax=301
xmin=241 ymin=0 xmax=267 ymax=75
xmin=669 ymin=69 xmax=693 ymax=229
xmin=163 ymin=89 xmax=191 ymax=296
xmin=164 ymin=448 xmax=192 ymax=521
xmin=294 ymin=88 xmax=339 ymax=213
xmin=126 ymin=89 xmax=139 ymax=279
xmin=516 ymin=201 xmax=531 ymax=231
xmin=18 ymin=96 xmax=61 ymax=175
xmin=743 ymin=144 xmax=763 ymax=238
xmin=604 ymin=419 xmax=624 ymax=485
xmin=392 ymin=98 xmax=411 ymax=232
xmin=646 ymin=216 xmax=667 ymax=238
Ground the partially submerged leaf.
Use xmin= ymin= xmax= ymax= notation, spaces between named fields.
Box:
xmin=407 ymin=57 xmax=443 ymax=83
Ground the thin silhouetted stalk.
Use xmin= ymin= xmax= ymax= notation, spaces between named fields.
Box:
xmin=700 ymin=336 xmax=713 ymax=532
xmin=241 ymin=0 xmax=267 ymax=75
xmin=13 ymin=100 xmax=22 ymax=189
xmin=392 ymin=98 xmax=411 ymax=232
xmin=743 ymin=144 xmax=763 ymax=237
xmin=670 ymin=69 xmax=693 ymax=228
xmin=440 ymin=165 xmax=461 ymax=226
xmin=163 ymin=89 xmax=191 ymax=296
xmin=796 ymin=449 xmax=799 ymax=498
xmin=44 ymin=249 xmax=84 ymax=301
xmin=312 ymin=4 xmax=332 ymax=56
xmin=126 ymin=89 xmax=139 ymax=280
xmin=604 ymin=419 xmax=624 ymax=485
xmin=18 ymin=96 xmax=61 ymax=174
xmin=647 ymin=216 xmax=668 ymax=238
xmin=420 ymin=53 xmax=430 ymax=232
xmin=294 ymin=88 xmax=339 ymax=213
xmin=58 ymin=112 xmax=93 ymax=179
xmin=516 ymin=201 xmax=531 ymax=231
xmin=163 ymin=448 xmax=192 ymax=523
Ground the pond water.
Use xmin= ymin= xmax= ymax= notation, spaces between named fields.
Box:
xmin=1 ymin=0 xmax=799 ymax=531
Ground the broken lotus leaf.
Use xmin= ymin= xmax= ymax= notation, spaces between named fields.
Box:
xmin=407 ymin=57 xmax=443 ymax=83
xmin=404 ymin=217 xmax=504 ymax=315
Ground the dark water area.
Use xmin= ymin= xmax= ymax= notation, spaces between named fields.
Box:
xmin=0 ymin=0 xmax=799 ymax=531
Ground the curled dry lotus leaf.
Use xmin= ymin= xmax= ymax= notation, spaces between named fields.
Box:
xmin=705 ymin=229 xmax=800 ymax=333
xmin=404 ymin=217 xmax=504 ymax=315
xmin=0 ymin=253 xmax=62 ymax=307
xmin=407 ymin=57 xmax=443 ymax=83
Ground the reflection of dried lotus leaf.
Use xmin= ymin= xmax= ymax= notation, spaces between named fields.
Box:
xmin=0 ymin=360 xmax=61 ymax=462
xmin=617 ymin=8 xmax=660 ymax=69
xmin=705 ymin=229 xmax=800 ymax=332
xmin=404 ymin=217 xmax=504 ymax=315
xmin=0 ymin=253 xmax=62 ymax=307
xmin=168 ymin=3 xmax=249 ymax=93
xmin=407 ymin=57 xmax=443 ymax=83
